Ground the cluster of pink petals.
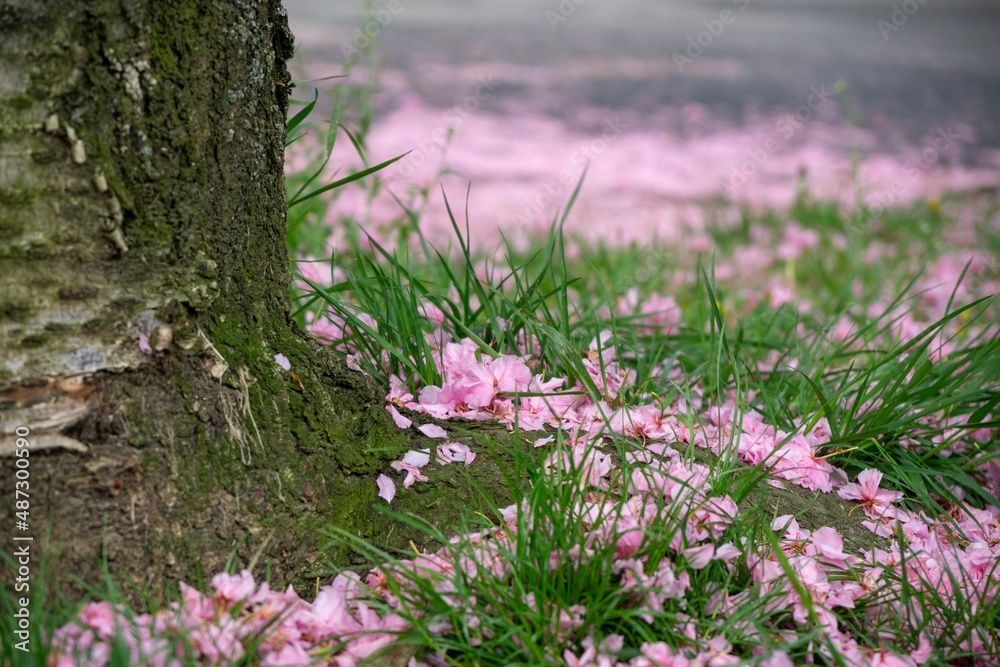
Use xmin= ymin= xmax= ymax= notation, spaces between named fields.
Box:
xmin=369 ymin=435 xmax=999 ymax=666
xmin=360 ymin=440 xmax=761 ymax=665
xmin=350 ymin=267 xmax=998 ymax=663
xmin=837 ymin=469 xmax=904 ymax=519
xmin=385 ymin=330 xmax=633 ymax=436
xmin=616 ymin=289 xmax=681 ymax=335
xmin=358 ymin=315 xmax=998 ymax=665
xmin=49 ymin=570 xmax=406 ymax=667
xmin=694 ymin=408 xmax=846 ymax=493
xmin=51 ymin=389 xmax=1000 ymax=666
xmin=50 ymin=463 xmax=1000 ymax=666
xmin=66 ymin=131 xmax=999 ymax=665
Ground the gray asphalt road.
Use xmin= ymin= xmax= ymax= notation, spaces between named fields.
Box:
xmin=284 ymin=0 xmax=1000 ymax=165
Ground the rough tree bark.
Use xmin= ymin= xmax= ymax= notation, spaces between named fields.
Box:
xmin=0 ymin=0 xmax=512 ymax=603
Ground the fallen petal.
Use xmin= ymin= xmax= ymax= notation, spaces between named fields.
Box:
xmin=401 ymin=449 xmax=431 ymax=467
xmin=376 ymin=474 xmax=395 ymax=503
xmin=418 ymin=423 xmax=448 ymax=439
xmin=139 ymin=333 xmax=153 ymax=356
xmin=387 ymin=405 xmax=412 ymax=429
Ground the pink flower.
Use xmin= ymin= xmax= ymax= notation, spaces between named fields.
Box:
xmin=345 ymin=354 xmax=364 ymax=372
xmin=837 ymin=469 xmax=903 ymax=517
xmin=76 ymin=601 xmax=117 ymax=637
xmin=713 ymin=542 xmax=743 ymax=565
xmin=180 ymin=581 xmax=215 ymax=621
xmin=189 ymin=623 xmax=244 ymax=663
xmin=769 ymin=435 xmax=835 ymax=492
xmin=615 ymin=526 xmax=645 ymax=559
xmin=634 ymin=641 xmax=690 ymax=667
xmin=139 ymin=333 xmax=153 ymax=356
xmin=211 ymin=570 xmax=257 ymax=605
xmin=698 ymin=635 xmax=740 ymax=665
xmin=806 ymin=526 xmax=856 ymax=570
xmin=262 ymin=642 xmax=310 ymax=666
xmin=457 ymin=355 xmax=534 ymax=408
xmin=389 ymin=449 xmax=431 ymax=487
xmin=439 ymin=340 xmax=479 ymax=383
xmin=387 ymin=374 xmax=414 ymax=406
xmin=759 ymin=651 xmax=794 ymax=667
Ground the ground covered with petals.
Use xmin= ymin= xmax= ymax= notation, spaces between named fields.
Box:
xmin=24 ymin=66 xmax=1000 ymax=667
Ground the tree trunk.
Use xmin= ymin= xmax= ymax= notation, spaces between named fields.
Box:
xmin=0 ymin=0 xmax=512 ymax=604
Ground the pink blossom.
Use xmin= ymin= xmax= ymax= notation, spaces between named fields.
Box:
xmin=837 ymin=469 xmax=903 ymax=517
xmin=759 ymin=651 xmax=794 ymax=667
xmin=769 ymin=435 xmax=835 ymax=492
xmin=75 ymin=601 xmax=118 ymax=637
xmin=387 ymin=374 xmax=415 ymax=406
xmin=633 ymin=642 xmax=690 ymax=667
xmin=211 ymin=570 xmax=257 ymax=605
xmin=806 ymin=526 xmax=857 ymax=570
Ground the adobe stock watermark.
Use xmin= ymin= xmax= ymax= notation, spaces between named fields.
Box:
xmin=340 ymin=0 xmax=414 ymax=60
xmin=383 ymin=75 xmax=497 ymax=186
xmin=509 ymin=115 xmax=628 ymax=228
xmin=878 ymin=0 xmax=928 ymax=41
xmin=673 ymin=0 xmax=752 ymax=72
xmin=546 ymin=0 xmax=589 ymax=31
xmin=851 ymin=124 xmax=964 ymax=235
xmin=721 ymin=82 xmax=836 ymax=196
xmin=8 ymin=424 xmax=34 ymax=653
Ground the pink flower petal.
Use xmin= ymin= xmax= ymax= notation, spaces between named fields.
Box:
xmin=387 ymin=405 xmax=412 ymax=429
xmin=436 ymin=442 xmax=476 ymax=466
xmin=138 ymin=333 xmax=153 ymax=356
xmin=346 ymin=354 xmax=363 ymax=372
xmin=376 ymin=474 xmax=395 ymax=503
xmin=401 ymin=449 xmax=431 ymax=467
xmin=682 ymin=543 xmax=715 ymax=569
xmin=274 ymin=353 xmax=291 ymax=371
xmin=418 ymin=423 xmax=448 ymax=439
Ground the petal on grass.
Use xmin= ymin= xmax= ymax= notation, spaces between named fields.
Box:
xmin=274 ymin=353 xmax=291 ymax=371
xmin=682 ymin=543 xmax=715 ymax=569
